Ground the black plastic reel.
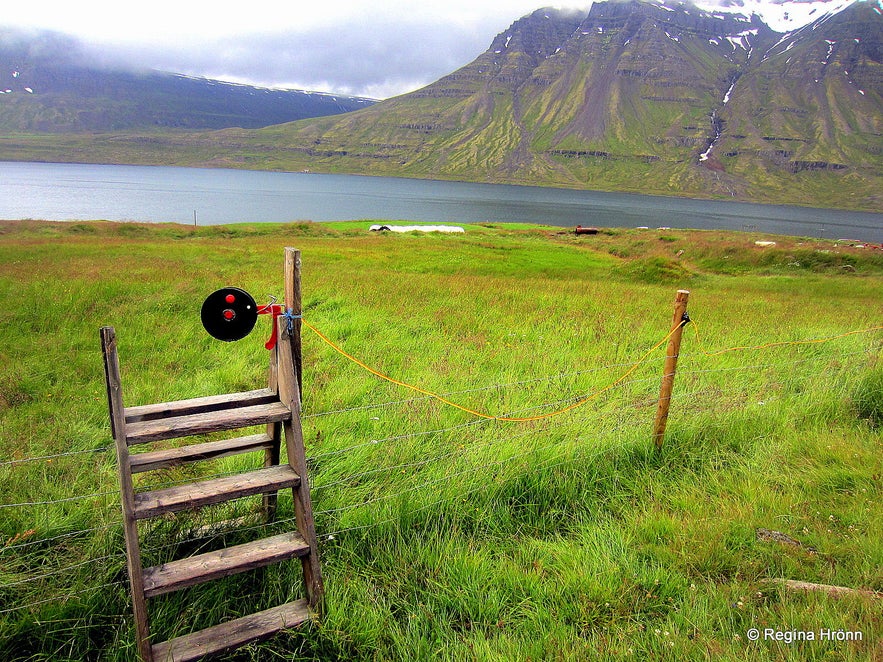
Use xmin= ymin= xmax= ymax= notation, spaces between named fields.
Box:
xmin=201 ymin=287 xmax=258 ymax=341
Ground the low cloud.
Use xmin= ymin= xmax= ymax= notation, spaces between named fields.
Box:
xmin=0 ymin=27 xmax=85 ymax=65
xmin=86 ymin=14 xmax=506 ymax=99
xmin=4 ymin=6 xmax=601 ymax=99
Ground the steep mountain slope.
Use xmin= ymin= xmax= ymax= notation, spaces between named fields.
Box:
xmin=0 ymin=30 xmax=376 ymax=131
xmin=241 ymin=0 xmax=881 ymax=208
xmin=712 ymin=1 xmax=883 ymax=191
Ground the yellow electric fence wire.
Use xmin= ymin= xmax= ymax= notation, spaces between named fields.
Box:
xmin=301 ymin=319 xmax=682 ymax=422
xmin=301 ymin=317 xmax=882 ymax=422
xmin=689 ymin=320 xmax=883 ymax=357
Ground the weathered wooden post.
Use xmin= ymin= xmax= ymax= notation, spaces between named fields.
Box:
xmin=652 ymin=289 xmax=690 ymax=450
xmin=101 ymin=327 xmax=153 ymax=662
xmin=280 ymin=247 xmax=324 ymax=608
xmin=284 ymin=247 xmax=304 ymax=402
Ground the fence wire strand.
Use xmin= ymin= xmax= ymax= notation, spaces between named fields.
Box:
xmin=302 ymin=319 xmax=681 ymax=422
xmin=0 ymin=446 xmax=113 ymax=469
xmin=302 ymin=357 xmax=667 ymax=419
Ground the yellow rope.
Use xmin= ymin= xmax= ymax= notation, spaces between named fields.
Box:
xmin=689 ymin=320 xmax=883 ymax=357
xmin=300 ymin=316 xmax=881 ymax=422
xmin=301 ymin=319 xmax=682 ymax=422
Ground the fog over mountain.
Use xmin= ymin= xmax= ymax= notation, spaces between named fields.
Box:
xmin=1 ymin=0 xmax=869 ymax=98
xmin=73 ymin=18 xmax=497 ymax=101
xmin=0 ymin=28 xmax=376 ymax=131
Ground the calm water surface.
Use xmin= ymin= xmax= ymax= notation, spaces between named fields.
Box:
xmin=1 ymin=161 xmax=881 ymax=242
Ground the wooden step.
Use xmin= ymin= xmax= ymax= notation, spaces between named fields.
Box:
xmin=129 ymin=433 xmax=275 ymax=473
xmin=125 ymin=402 xmax=290 ymax=445
xmin=125 ymin=388 xmax=277 ymax=423
xmin=142 ymin=531 xmax=310 ymax=598
xmin=133 ymin=465 xmax=300 ymax=520
xmin=151 ymin=598 xmax=312 ymax=662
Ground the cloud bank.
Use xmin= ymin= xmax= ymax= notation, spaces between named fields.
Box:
xmin=3 ymin=0 xmax=859 ymax=99
xmin=114 ymin=16 xmax=495 ymax=99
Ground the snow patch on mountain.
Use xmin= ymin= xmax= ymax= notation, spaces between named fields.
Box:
xmin=691 ymin=0 xmax=860 ymax=32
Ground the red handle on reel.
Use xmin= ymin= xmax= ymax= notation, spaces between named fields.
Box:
xmin=257 ymin=303 xmax=285 ymax=350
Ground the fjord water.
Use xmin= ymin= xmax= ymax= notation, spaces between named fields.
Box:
xmin=1 ymin=161 xmax=881 ymax=242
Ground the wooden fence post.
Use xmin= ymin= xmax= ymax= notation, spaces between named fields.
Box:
xmin=652 ymin=289 xmax=690 ymax=450
xmin=279 ymin=247 xmax=324 ymax=608
xmin=284 ymin=247 xmax=303 ymax=402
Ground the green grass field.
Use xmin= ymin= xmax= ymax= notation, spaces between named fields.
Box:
xmin=0 ymin=220 xmax=881 ymax=661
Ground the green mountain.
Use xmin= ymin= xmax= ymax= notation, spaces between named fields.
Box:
xmin=708 ymin=1 xmax=883 ymax=202
xmin=1 ymin=1 xmax=880 ymax=210
xmin=234 ymin=0 xmax=881 ymax=208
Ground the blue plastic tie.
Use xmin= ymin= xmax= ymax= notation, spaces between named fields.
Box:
xmin=283 ymin=308 xmax=302 ymax=333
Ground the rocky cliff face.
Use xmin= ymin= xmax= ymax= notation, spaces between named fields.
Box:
xmin=714 ymin=1 xmax=883 ymax=183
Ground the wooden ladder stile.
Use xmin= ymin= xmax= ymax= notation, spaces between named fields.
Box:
xmin=101 ymin=248 xmax=323 ymax=662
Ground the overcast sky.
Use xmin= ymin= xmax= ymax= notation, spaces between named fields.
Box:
xmin=3 ymin=0 xmax=862 ymax=99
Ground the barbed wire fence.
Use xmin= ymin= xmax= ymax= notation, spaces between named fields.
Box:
xmin=0 ymin=315 xmax=879 ymax=655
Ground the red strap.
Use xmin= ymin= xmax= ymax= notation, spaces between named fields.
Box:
xmin=257 ymin=304 xmax=284 ymax=350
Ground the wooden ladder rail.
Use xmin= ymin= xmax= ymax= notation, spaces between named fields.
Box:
xmin=100 ymin=247 xmax=323 ymax=661
xmin=102 ymin=325 xmax=152 ymax=662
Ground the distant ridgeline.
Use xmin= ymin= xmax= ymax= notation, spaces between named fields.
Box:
xmin=0 ymin=30 xmax=376 ymax=131
xmin=0 ymin=0 xmax=880 ymax=210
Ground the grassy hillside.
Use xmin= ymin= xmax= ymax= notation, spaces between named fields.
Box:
xmin=0 ymin=220 xmax=881 ymax=660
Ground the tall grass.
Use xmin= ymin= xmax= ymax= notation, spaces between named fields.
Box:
xmin=0 ymin=220 xmax=880 ymax=660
